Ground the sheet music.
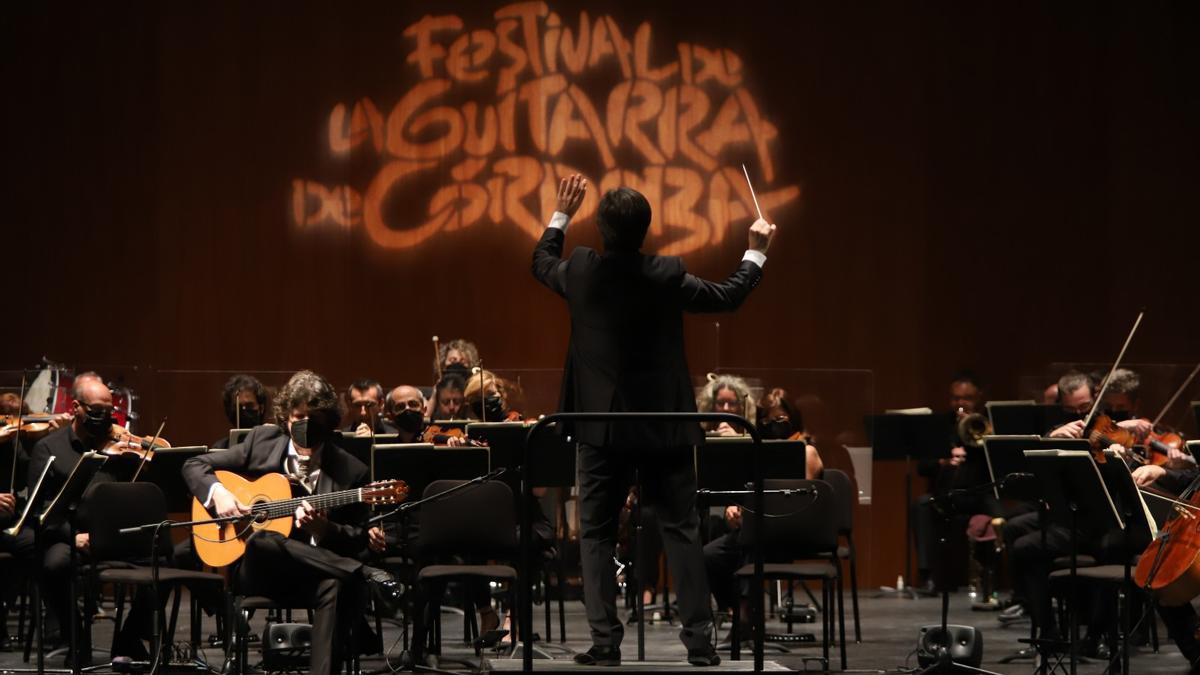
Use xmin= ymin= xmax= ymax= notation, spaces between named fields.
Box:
xmin=4 ymin=456 xmax=53 ymax=536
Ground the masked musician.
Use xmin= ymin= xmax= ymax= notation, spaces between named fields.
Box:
xmin=462 ymin=369 xmax=520 ymax=422
xmin=182 ymin=370 xmax=401 ymax=675
xmin=26 ymin=377 xmax=158 ymax=661
xmin=381 ymin=385 xmax=426 ymax=441
xmin=434 ymin=339 xmax=480 ymax=382
xmin=532 ymin=174 xmax=774 ymax=667
xmin=344 ymin=378 xmax=389 ymax=437
xmin=212 ymin=374 xmax=270 ymax=449
xmin=703 ymin=384 xmax=823 ymax=619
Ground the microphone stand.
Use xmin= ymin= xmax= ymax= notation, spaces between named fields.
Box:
xmin=118 ymin=512 xmax=268 ymax=675
xmin=366 ymin=467 xmax=508 ymax=675
xmin=913 ymin=476 xmax=1017 ymax=675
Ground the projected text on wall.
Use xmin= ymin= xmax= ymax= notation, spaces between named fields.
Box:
xmin=291 ymin=2 xmax=800 ymax=257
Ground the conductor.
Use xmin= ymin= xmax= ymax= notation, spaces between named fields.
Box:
xmin=532 ymin=174 xmax=776 ymax=666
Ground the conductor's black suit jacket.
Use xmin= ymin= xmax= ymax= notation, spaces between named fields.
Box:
xmin=531 ymin=226 xmax=763 ymax=449
xmin=182 ymin=425 xmax=369 ymax=559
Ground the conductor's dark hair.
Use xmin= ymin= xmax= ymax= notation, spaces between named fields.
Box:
xmin=597 ymin=187 xmax=651 ymax=251
xmin=222 ymin=374 xmax=268 ymax=424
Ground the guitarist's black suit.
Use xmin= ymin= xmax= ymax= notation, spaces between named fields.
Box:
xmin=183 ymin=425 xmax=370 ymax=675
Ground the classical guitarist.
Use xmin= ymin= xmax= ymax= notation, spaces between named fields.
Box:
xmin=182 ymin=370 xmax=402 ymax=675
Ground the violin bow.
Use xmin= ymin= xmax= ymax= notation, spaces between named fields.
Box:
xmin=9 ymin=375 xmax=27 ymax=493
xmin=1151 ymin=363 xmax=1200 ymax=429
xmin=474 ymin=365 xmax=486 ymax=423
xmin=432 ymin=336 xmax=442 ymax=383
xmin=1082 ymin=310 xmax=1145 ymax=433
xmin=130 ymin=418 xmax=166 ymax=483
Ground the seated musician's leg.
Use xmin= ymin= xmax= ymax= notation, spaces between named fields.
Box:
xmin=1158 ymin=602 xmax=1200 ymax=666
xmin=703 ymin=530 xmax=741 ymax=614
xmin=41 ymin=541 xmax=74 ymax=642
xmin=1009 ymin=523 xmax=1072 ymax=638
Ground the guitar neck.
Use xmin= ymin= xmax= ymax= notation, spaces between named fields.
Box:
xmin=250 ymin=486 xmax=364 ymax=521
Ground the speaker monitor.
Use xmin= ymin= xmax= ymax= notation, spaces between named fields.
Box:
xmin=917 ymin=624 xmax=983 ymax=667
xmin=263 ymin=622 xmax=312 ymax=670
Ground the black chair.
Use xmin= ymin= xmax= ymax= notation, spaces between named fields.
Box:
xmin=823 ymin=468 xmax=862 ymax=643
xmin=411 ymin=479 xmax=519 ymax=665
xmin=85 ymin=482 xmax=225 ymax=664
xmin=730 ymin=478 xmax=846 ymax=670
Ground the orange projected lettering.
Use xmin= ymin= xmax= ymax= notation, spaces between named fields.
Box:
xmin=291 ymin=3 xmax=801 ymax=258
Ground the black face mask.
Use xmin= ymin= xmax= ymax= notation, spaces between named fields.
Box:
xmin=759 ymin=419 xmax=794 ymax=440
xmin=475 ymin=395 xmax=505 ymax=420
xmin=80 ymin=405 xmax=113 ymax=438
xmin=237 ymin=405 xmax=262 ymax=428
xmin=1106 ymin=409 xmax=1132 ymax=423
xmin=289 ymin=417 xmax=330 ymax=450
xmin=395 ymin=408 xmax=424 ymax=434
xmin=444 ymin=363 xmax=470 ymax=379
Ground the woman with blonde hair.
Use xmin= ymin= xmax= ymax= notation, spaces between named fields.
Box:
xmin=695 ymin=374 xmax=755 ymax=436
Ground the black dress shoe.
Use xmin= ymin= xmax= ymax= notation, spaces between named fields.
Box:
xmin=362 ymin=566 xmax=403 ymax=615
xmin=688 ymin=646 xmax=721 ymax=667
xmin=574 ymin=645 xmax=621 ymax=666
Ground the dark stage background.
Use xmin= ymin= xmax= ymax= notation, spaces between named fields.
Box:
xmin=4 ymin=1 xmax=1198 ymax=586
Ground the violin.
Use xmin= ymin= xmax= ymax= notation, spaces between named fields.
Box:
xmin=421 ymin=423 xmax=487 ymax=447
xmin=1086 ymin=414 xmax=1139 ymax=464
xmin=101 ymin=423 xmax=170 ymax=461
xmin=0 ymin=414 xmax=60 ymax=440
xmin=1140 ymin=426 xmax=1188 ymax=466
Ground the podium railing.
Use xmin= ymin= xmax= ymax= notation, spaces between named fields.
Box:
xmin=523 ymin=412 xmax=766 ymax=672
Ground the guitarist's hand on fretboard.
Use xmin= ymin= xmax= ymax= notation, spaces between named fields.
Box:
xmin=295 ymin=499 xmax=329 ymax=539
xmin=212 ymin=484 xmax=252 ymax=519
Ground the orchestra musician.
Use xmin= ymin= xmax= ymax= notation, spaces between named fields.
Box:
xmin=211 ymin=374 xmax=269 ymax=449
xmin=26 ymin=376 xmax=157 ymax=662
xmin=702 ymin=382 xmax=824 ymax=619
xmin=532 ymin=174 xmax=774 ymax=667
xmin=343 ymin=378 xmax=389 ymax=437
xmin=0 ymin=393 xmax=35 ymax=649
xmin=462 ymin=369 xmax=520 ymax=422
xmin=182 ymin=370 xmax=401 ymax=675
xmin=999 ymin=369 xmax=1151 ymax=649
xmin=428 ymin=373 xmax=467 ymax=420
xmin=434 ymin=339 xmax=480 ymax=381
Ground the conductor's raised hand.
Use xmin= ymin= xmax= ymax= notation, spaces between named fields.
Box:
xmin=748 ymin=218 xmax=776 ymax=254
xmin=556 ymin=174 xmax=587 ymax=217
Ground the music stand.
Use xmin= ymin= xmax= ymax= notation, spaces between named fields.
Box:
xmin=696 ymin=438 xmax=808 ymax=500
xmin=226 ymin=429 xmax=252 ymax=448
xmin=37 ymin=452 xmax=108 ymax=675
xmin=466 ymin=422 xmax=576 ymax=488
xmin=136 ymin=447 xmax=206 ymax=513
xmin=335 ymin=433 xmax=399 ymax=469
xmin=981 ymin=437 xmax=1090 ymax=501
xmin=985 ymin=401 xmax=1039 ymax=435
xmin=866 ymin=412 xmax=954 ymax=597
xmin=1023 ymin=450 xmax=1124 ymax=674
xmin=370 ymin=444 xmax=486 ymax=497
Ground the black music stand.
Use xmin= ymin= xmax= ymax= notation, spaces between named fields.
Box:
xmin=697 ymin=439 xmax=812 ymax=649
xmin=38 ymin=452 xmax=108 ymax=675
xmin=226 ymin=429 xmax=252 ymax=448
xmin=1094 ymin=450 xmax=1160 ymax=675
xmin=465 ymin=423 xmax=575 ymax=659
xmin=335 ymin=433 xmax=399 ymax=469
xmin=136 ymin=447 xmax=206 ymax=513
xmin=981 ymin=437 xmax=1091 ymax=501
xmin=1023 ymin=450 xmax=1124 ymax=675
xmin=866 ymin=412 xmax=954 ymax=598
xmin=985 ymin=402 xmax=1043 ymax=436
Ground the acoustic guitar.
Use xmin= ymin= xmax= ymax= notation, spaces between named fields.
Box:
xmin=192 ymin=470 xmax=408 ymax=568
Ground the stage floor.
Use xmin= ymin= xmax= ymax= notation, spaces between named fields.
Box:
xmin=0 ymin=590 xmax=1191 ymax=674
